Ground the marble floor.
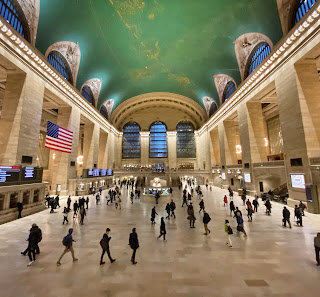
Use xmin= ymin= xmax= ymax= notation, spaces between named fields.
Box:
xmin=0 ymin=184 xmax=320 ymax=297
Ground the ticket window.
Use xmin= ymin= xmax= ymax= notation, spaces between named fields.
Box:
xmin=9 ymin=193 xmax=18 ymax=208
xmin=33 ymin=190 xmax=40 ymax=203
xmin=23 ymin=191 xmax=30 ymax=205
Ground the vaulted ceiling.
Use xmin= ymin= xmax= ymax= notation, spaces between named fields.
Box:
xmin=36 ymin=0 xmax=283 ymax=111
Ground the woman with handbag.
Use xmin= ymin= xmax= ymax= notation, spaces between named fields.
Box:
xmin=225 ymin=220 xmax=233 ymax=248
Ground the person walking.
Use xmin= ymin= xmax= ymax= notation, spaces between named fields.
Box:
xmin=182 ymin=193 xmax=188 ymax=207
xmin=247 ymin=205 xmax=253 ymax=222
xmin=170 ymin=200 xmax=176 ymax=218
xmin=187 ymin=203 xmax=196 ymax=228
xmin=296 ymin=206 xmax=303 ymax=227
xmin=314 ymin=232 xmax=320 ymax=266
xmin=199 ymin=199 xmax=205 ymax=213
xmin=224 ymin=220 xmax=233 ymax=248
xmin=252 ymin=197 xmax=259 ymax=212
xmin=151 ymin=206 xmax=158 ymax=224
xmin=229 ymin=200 xmax=235 ymax=216
xmin=155 ymin=192 xmax=160 ymax=204
xmin=299 ymin=201 xmax=306 ymax=216
xmin=79 ymin=206 xmax=86 ymax=225
xmin=55 ymin=195 xmax=60 ymax=208
xmin=67 ymin=196 xmax=71 ymax=211
xmin=73 ymin=200 xmax=79 ymax=218
xmin=99 ymin=228 xmax=116 ymax=265
xmin=131 ymin=191 xmax=134 ymax=204
xmin=265 ymin=200 xmax=272 ymax=215
xmin=223 ymin=195 xmax=228 ymax=207
xmin=62 ymin=207 xmax=69 ymax=225
xmin=96 ymin=193 xmax=100 ymax=205
xmin=241 ymin=194 xmax=246 ymax=206
xmin=282 ymin=206 xmax=292 ymax=228
xmin=246 ymin=199 xmax=252 ymax=209
xmin=21 ymin=223 xmax=42 ymax=258
xmin=57 ymin=228 xmax=78 ymax=265
xmin=85 ymin=197 xmax=89 ymax=209
xmin=157 ymin=217 xmax=166 ymax=240
xmin=17 ymin=201 xmax=23 ymax=219
xmin=129 ymin=228 xmax=139 ymax=264
xmin=203 ymin=210 xmax=211 ymax=235
xmin=236 ymin=212 xmax=247 ymax=237
xmin=165 ymin=203 xmax=171 ymax=220
xmin=234 ymin=207 xmax=242 ymax=218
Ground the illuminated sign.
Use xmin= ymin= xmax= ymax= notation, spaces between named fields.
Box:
xmin=0 ymin=166 xmax=20 ymax=183
xmin=291 ymin=174 xmax=305 ymax=189
xmin=221 ymin=173 xmax=226 ymax=180
xmin=244 ymin=173 xmax=251 ymax=183
xmin=24 ymin=167 xmax=35 ymax=178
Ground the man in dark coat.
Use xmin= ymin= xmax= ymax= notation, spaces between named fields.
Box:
xmin=24 ymin=224 xmax=42 ymax=266
xmin=203 ymin=210 xmax=211 ymax=235
xmin=17 ymin=202 xmax=23 ymax=219
xmin=100 ymin=228 xmax=116 ymax=265
xmin=282 ymin=206 xmax=292 ymax=228
xmin=170 ymin=200 xmax=176 ymax=218
xmin=129 ymin=228 xmax=139 ymax=264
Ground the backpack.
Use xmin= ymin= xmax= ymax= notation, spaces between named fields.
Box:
xmin=228 ymin=226 xmax=233 ymax=235
xmin=62 ymin=235 xmax=72 ymax=247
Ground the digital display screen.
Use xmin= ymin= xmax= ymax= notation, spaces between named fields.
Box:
xmin=93 ymin=169 xmax=100 ymax=177
xmin=100 ymin=169 xmax=107 ymax=176
xmin=88 ymin=169 xmax=93 ymax=176
xmin=23 ymin=167 xmax=35 ymax=179
xmin=244 ymin=173 xmax=251 ymax=183
xmin=107 ymin=169 xmax=113 ymax=176
xmin=221 ymin=173 xmax=226 ymax=180
xmin=0 ymin=166 xmax=20 ymax=183
xmin=291 ymin=174 xmax=305 ymax=189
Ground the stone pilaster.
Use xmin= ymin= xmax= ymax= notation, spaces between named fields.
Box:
xmin=98 ymin=129 xmax=108 ymax=169
xmin=140 ymin=132 xmax=150 ymax=167
xmin=82 ymin=123 xmax=99 ymax=169
xmin=167 ymin=131 xmax=177 ymax=169
xmin=223 ymin=120 xmax=238 ymax=166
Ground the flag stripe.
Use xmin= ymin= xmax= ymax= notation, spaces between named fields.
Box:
xmin=45 ymin=138 xmax=73 ymax=150
xmin=59 ymin=127 xmax=73 ymax=136
xmin=45 ymin=121 xmax=73 ymax=154
xmin=45 ymin=145 xmax=71 ymax=153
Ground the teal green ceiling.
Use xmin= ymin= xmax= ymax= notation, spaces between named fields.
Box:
xmin=36 ymin=0 xmax=283 ymax=111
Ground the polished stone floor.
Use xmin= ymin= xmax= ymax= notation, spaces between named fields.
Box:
xmin=0 ymin=184 xmax=320 ymax=297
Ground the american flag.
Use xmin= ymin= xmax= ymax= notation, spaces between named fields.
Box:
xmin=45 ymin=121 xmax=73 ymax=153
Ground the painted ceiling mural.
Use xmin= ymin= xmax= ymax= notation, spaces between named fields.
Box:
xmin=36 ymin=0 xmax=283 ymax=111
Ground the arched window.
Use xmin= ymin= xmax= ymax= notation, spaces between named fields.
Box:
xmin=293 ymin=0 xmax=318 ymax=24
xmin=81 ymin=85 xmax=94 ymax=104
xmin=0 ymin=0 xmax=30 ymax=41
xmin=100 ymin=105 xmax=108 ymax=119
xmin=122 ymin=122 xmax=140 ymax=159
xmin=177 ymin=121 xmax=196 ymax=158
xmin=209 ymin=102 xmax=218 ymax=117
xmin=223 ymin=81 xmax=236 ymax=102
xmin=150 ymin=122 xmax=167 ymax=158
xmin=245 ymin=42 xmax=271 ymax=78
xmin=47 ymin=51 xmax=73 ymax=84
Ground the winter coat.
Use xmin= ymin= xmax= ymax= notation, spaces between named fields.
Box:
xmin=203 ymin=213 xmax=211 ymax=224
xmin=129 ymin=232 xmax=139 ymax=250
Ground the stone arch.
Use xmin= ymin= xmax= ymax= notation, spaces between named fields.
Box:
xmin=100 ymin=99 xmax=114 ymax=120
xmin=80 ymin=78 xmax=102 ymax=108
xmin=214 ymin=74 xmax=237 ymax=105
xmin=202 ymin=96 xmax=218 ymax=117
xmin=234 ymin=33 xmax=273 ymax=81
xmin=45 ymin=41 xmax=81 ymax=87
xmin=16 ymin=0 xmax=40 ymax=45
xmin=277 ymin=0 xmax=301 ymax=35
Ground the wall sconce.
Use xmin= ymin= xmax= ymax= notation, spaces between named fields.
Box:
xmin=77 ymin=155 xmax=84 ymax=165
xmin=52 ymin=153 xmax=56 ymax=160
xmin=236 ymin=145 xmax=242 ymax=154
xmin=264 ymin=138 xmax=269 ymax=147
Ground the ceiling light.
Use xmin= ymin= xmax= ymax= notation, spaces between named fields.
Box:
xmin=10 ymin=35 xmax=16 ymax=41
xmin=1 ymin=25 xmax=8 ymax=32
xmin=5 ymin=29 xmax=12 ymax=36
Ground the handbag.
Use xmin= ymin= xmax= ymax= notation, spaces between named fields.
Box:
xmin=228 ymin=226 xmax=233 ymax=235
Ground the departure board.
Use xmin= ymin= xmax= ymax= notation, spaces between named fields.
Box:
xmin=0 ymin=166 xmax=21 ymax=184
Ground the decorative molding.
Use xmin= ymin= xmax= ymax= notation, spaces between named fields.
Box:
xmin=167 ymin=131 xmax=177 ymax=136
xmin=234 ymin=33 xmax=273 ymax=81
xmin=202 ymin=96 xmax=217 ymax=117
xmin=16 ymin=0 xmax=40 ymax=46
xmin=214 ymin=74 xmax=237 ymax=104
xmin=80 ymin=78 xmax=102 ymax=108
xmin=140 ymin=131 xmax=150 ymax=137
xmin=45 ymin=41 xmax=81 ymax=87
xmin=277 ymin=0 xmax=296 ymax=35
xmin=100 ymin=99 xmax=114 ymax=120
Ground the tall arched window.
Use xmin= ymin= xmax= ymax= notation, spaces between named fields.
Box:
xmin=81 ymin=85 xmax=94 ymax=104
xmin=223 ymin=81 xmax=236 ymax=102
xmin=47 ymin=51 xmax=73 ymax=84
xmin=100 ymin=105 xmax=108 ymax=119
xmin=0 ymin=0 xmax=30 ymax=41
xmin=177 ymin=121 xmax=196 ymax=158
xmin=245 ymin=42 xmax=271 ymax=78
xmin=150 ymin=122 xmax=167 ymax=158
xmin=122 ymin=122 xmax=140 ymax=159
xmin=293 ymin=0 xmax=318 ymax=24
xmin=209 ymin=102 xmax=218 ymax=117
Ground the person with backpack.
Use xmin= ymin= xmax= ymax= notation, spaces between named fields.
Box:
xmin=252 ymin=197 xmax=259 ymax=212
xmin=151 ymin=206 xmax=158 ymax=224
xmin=165 ymin=203 xmax=171 ymax=220
xmin=282 ymin=206 xmax=292 ymax=228
xmin=236 ymin=212 xmax=247 ymax=237
xmin=25 ymin=224 xmax=41 ymax=266
xmin=129 ymin=228 xmax=139 ymax=264
xmin=203 ymin=210 xmax=211 ymax=235
xmin=62 ymin=207 xmax=69 ymax=225
xmin=170 ymin=200 xmax=176 ymax=218
xmin=157 ymin=217 xmax=166 ymax=240
xmin=224 ymin=220 xmax=233 ymax=248
xmin=57 ymin=228 xmax=78 ymax=265
xmin=79 ymin=206 xmax=86 ymax=225
xmin=199 ymin=199 xmax=205 ymax=213
xmin=21 ymin=223 xmax=42 ymax=258
xmin=99 ymin=228 xmax=116 ymax=265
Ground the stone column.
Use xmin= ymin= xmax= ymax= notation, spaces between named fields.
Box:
xmin=167 ymin=131 xmax=177 ymax=170
xmin=114 ymin=133 xmax=122 ymax=169
xmin=98 ymin=129 xmax=108 ymax=169
xmin=140 ymin=132 xmax=150 ymax=167
xmin=195 ymin=129 xmax=211 ymax=171
xmin=48 ymin=106 xmax=80 ymax=195
xmin=223 ymin=120 xmax=238 ymax=166
xmin=82 ymin=123 xmax=99 ymax=169
xmin=0 ymin=72 xmax=44 ymax=166
xmin=209 ymin=128 xmax=221 ymax=166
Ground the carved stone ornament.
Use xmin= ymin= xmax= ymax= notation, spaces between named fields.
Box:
xmin=277 ymin=0 xmax=296 ymax=35
xmin=16 ymin=0 xmax=40 ymax=46
xmin=234 ymin=33 xmax=273 ymax=81
xmin=101 ymin=99 xmax=114 ymax=119
xmin=45 ymin=41 xmax=81 ymax=87
xmin=214 ymin=74 xmax=237 ymax=104
xmin=202 ymin=96 xmax=217 ymax=117
xmin=80 ymin=79 xmax=102 ymax=108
